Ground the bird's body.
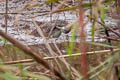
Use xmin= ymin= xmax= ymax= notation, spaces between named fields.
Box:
xmin=29 ymin=20 xmax=71 ymax=38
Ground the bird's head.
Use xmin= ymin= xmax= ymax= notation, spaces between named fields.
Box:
xmin=55 ymin=20 xmax=71 ymax=34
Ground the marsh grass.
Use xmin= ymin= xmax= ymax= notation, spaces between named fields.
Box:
xmin=0 ymin=0 xmax=120 ymax=80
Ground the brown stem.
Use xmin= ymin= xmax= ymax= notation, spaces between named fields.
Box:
xmin=5 ymin=0 xmax=8 ymax=33
xmin=79 ymin=1 xmax=89 ymax=80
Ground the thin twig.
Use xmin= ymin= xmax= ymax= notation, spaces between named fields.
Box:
xmin=53 ymin=43 xmax=81 ymax=78
xmin=90 ymin=17 xmax=120 ymax=38
xmin=2 ymin=48 xmax=119 ymax=64
xmin=5 ymin=0 xmax=8 ymax=33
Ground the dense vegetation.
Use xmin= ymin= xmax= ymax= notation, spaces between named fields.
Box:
xmin=0 ymin=0 xmax=120 ymax=80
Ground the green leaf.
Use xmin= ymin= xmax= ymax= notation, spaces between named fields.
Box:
xmin=1 ymin=37 xmax=8 ymax=45
xmin=66 ymin=25 xmax=75 ymax=55
xmin=24 ymin=71 xmax=51 ymax=80
xmin=100 ymin=7 xmax=105 ymax=22
xmin=82 ymin=3 xmax=92 ymax=8
xmin=0 ymin=72 xmax=22 ymax=80
xmin=45 ymin=0 xmax=59 ymax=4
xmin=104 ymin=0 xmax=115 ymax=3
xmin=91 ymin=20 xmax=96 ymax=42
xmin=60 ymin=6 xmax=77 ymax=11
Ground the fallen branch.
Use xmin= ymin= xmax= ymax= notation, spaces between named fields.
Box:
xmin=0 ymin=29 xmax=66 ymax=80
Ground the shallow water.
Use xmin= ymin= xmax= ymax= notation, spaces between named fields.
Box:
xmin=0 ymin=0 xmax=118 ymax=45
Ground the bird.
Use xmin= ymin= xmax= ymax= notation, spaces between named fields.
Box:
xmin=29 ymin=20 xmax=71 ymax=38
xmin=51 ymin=20 xmax=70 ymax=38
